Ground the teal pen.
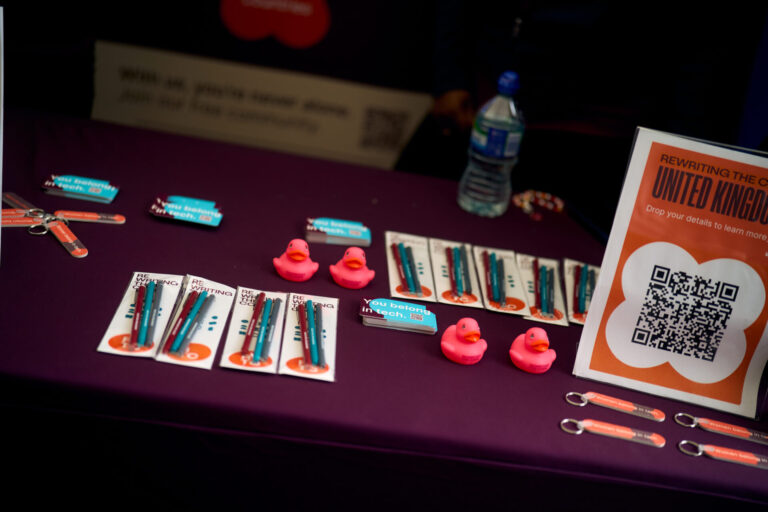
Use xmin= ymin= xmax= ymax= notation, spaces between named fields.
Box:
xmin=178 ymin=295 xmax=215 ymax=356
xmin=405 ymin=246 xmax=422 ymax=296
xmin=146 ymin=282 xmax=164 ymax=347
xmin=137 ymin=280 xmax=156 ymax=347
xmin=578 ymin=265 xmax=588 ymax=313
xmin=260 ymin=298 xmax=282 ymax=363
xmin=171 ymin=290 xmax=208 ymax=353
xmin=540 ymin=265 xmax=548 ymax=315
xmin=252 ymin=298 xmax=273 ymax=363
xmin=315 ymin=302 xmax=326 ymax=368
xmin=490 ymin=252 xmax=499 ymax=303
xmin=547 ymin=267 xmax=555 ymax=316
xmin=497 ymin=257 xmax=506 ymax=305
xmin=306 ymin=300 xmax=318 ymax=365
xmin=398 ymin=243 xmax=416 ymax=293
xmin=453 ymin=246 xmax=463 ymax=296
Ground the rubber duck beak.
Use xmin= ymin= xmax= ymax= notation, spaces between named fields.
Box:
xmin=531 ymin=339 xmax=549 ymax=352
xmin=464 ymin=331 xmax=481 ymax=343
xmin=288 ymin=250 xmax=307 ymax=261
xmin=345 ymin=257 xmax=364 ymax=269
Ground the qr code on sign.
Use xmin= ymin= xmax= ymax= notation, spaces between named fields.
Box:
xmin=632 ymin=265 xmax=738 ymax=362
xmin=360 ymin=108 xmax=408 ymax=150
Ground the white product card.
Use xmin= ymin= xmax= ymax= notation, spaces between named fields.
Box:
xmin=428 ymin=238 xmax=483 ymax=309
xmin=97 ymin=271 xmax=184 ymax=358
xmin=219 ymin=287 xmax=288 ymax=374
xmin=563 ymin=258 xmax=600 ymax=325
xmin=516 ymin=253 xmax=569 ymax=326
xmin=278 ymin=293 xmax=339 ymax=382
xmin=155 ymin=274 xmax=236 ymax=369
xmin=385 ymin=231 xmax=436 ymax=302
xmin=473 ymin=246 xmax=530 ymax=316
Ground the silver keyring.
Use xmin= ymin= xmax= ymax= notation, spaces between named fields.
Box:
xmin=565 ymin=392 xmax=588 ymax=407
xmin=678 ymin=440 xmax=703 ymax=457
xmin=27 ymin=222 xmax=49 ymax=236
xmin=560 ymin=418 xmax=583 ymax=435
xmin=674 ymin=412 xmax=697 ymax=428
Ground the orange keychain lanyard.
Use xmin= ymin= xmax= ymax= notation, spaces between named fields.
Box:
xmin=566 ymin=391 xmax=666 ymax=422
xmin=675 ymin=413 xmax=768 ymax=446
xmin=678 ymin=440 xmax=768 ymax=470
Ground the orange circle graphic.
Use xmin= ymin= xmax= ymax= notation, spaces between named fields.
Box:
xmin=228 ymin=352 xmax=273 ymax=367
xmin=490 ymin=297 xmax=527 ymax=311
xmin=108 ymin=334 xmax=154 ymax=353
xmin=168 ymin=343 xmax=212 ymax=362
xmin=530 ymin=307 xmax=564 ymax=321
xmin=441 ymin=291 xmax=479 ymax=304
xmin=396 ymin=285 xmax=433 ymax=298
xmin=286 ymin=357 xmax=329 ymax=374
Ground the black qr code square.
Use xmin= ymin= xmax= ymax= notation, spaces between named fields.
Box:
xmin=360 ymin=108 xmax=408 ymax=150
xmin=632 ymin=265 xmax=737 ymax=362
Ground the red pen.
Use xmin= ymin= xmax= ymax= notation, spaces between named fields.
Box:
xmin=445 ymin=247 xmax=458 ymax=297
xmin=390 ymin=243 xmax=407 ymax=290
xmin=533 ymin=258 xmax=541 ymax=311
xmin=129 ymin=285 xmax=147 ymax=348
xmin=240 ymin=292 xmax=266 ymax=355
xmin=162 ymin=291 xmax=199 ymax=353
xmin=298 ymin=302 xmax=312 ymax=366
xmin=482 ymin=251 xmax=492 ymax=301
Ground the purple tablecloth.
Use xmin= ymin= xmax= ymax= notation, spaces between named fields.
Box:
xmin=1 ymin=110 xmax=765 ymax=507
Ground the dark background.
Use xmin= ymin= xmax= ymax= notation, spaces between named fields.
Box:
xmin=3 ymin=1 xmax=767 ymax=241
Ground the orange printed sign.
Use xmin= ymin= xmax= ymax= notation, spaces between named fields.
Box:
xmin=574 ymin=128 xmax=768 ymax=417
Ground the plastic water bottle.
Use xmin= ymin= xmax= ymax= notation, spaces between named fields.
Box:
xmin=457 ymin=71 xmax=524 ymax=217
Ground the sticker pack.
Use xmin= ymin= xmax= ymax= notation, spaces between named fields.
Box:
xmin=42 ymin=174 xmax=119 ymax=203
xmin=149 ymin=195 xmax=223 ymax=227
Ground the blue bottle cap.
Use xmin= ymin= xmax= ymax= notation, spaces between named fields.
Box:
xmin=497 ymin=71 xmax=520 ymax=96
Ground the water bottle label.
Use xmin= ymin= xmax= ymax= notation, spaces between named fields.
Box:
xmin=471 ymin=127 xmax=521 ymax=158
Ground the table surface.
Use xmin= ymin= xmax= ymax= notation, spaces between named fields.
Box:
xmin=1 ymin=110 xmax=766 ymax=506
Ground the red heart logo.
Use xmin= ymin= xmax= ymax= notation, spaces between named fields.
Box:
xmin=220 ymin=0 xmax=331 ymax=49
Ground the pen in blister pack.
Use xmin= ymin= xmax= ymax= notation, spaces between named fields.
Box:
xmin=390 ymin=243 xmax=408 ymax=291
xmin=497 ymin=257 xmax=506 ymax=305
xmin=315 ymin=302 xmax=326 ymax=368
xmin=675 ymin=413 xmax=768 ymax=446
xmin=241 ymin=292 xmax=266 ymax=355
xmin=137 ymin=280 xmax=156 ymax=347
xmin=162 ymin=291 xmax=199 ymax=353
xmin=460 ymin=245 xmax=472 ymax=295
xmin=298 ymin=302 xmax=312 ymax=366
xmin=130 ymin=285 xmax=147 ymax=348
xmin=306 ymin=300 xmax=318 ymax=366
xmin=446 ymin=247 xmax=458 ymax=297
xmin=260 ymin=298 xmax=282 ymax=363
xmin=170 ymin=291 xmax=209 ymax=353
xmin=177 ymin=295 xmax=215 ymax=356
xmin=405 ymin=246 xmax=422 ymax=295
xmin=146 ymin=282 xmax=164 ymax=347
xmin=252 ymin=298 xmax=273 ymax=363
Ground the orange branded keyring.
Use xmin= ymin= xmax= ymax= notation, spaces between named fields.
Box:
xmin=566 ymin=391 xmax=666 ymax=422
xmin=560 ymin=418 xmax=666 ymax=448
xmin=678 ymin=440 xmax=768 ymax=470
xmin=675 ymin=413 xmax=768 ymax=446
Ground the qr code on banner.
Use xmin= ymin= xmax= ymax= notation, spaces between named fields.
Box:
xmin=360 ymin=108 xmax=408 ymax=150
xmin=632 ymin=265 xmax=738 ymax=361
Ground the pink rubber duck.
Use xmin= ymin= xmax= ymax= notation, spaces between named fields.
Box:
xmin=440 ymin=317 xmax=487 ymax=365
xmin=273 ymin=238 xmax=319 ymax=282
xmin=329 ymin=247 xmax=375 ymax=289
xmin=509 ymin=326 xmax=556 ymax=374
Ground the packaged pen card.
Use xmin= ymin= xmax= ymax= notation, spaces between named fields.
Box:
xmin=385 ymin=231 xmax=436 ymax=302
xmin=97 ymin=271 xmax=184 ymax=357
xmin=219 ymin=287 xmax=288 ymax=374
xmin=359 ymin=297 xmax=437 ymax=334
xmin=472 ymin=245 xmax=530 ymax=316
xmin=43 ymin=174 xmax=119 ymax=203
xmin=516 ymin=253 xmax=569 ymax=326
xmin=563 ymin=258 xmax=600 ymax=325
xmin=428 ymin=238 xmax=483 ymax=309
xmin=155 ymin=275 xmax=236 ymax=369
xmin=149 ymin=195 xmax=223 ymax=227
xmin=278 ymin=293 xmax=339 ymax=382
xmin=305 ymin=217 xmax=371 ymax=246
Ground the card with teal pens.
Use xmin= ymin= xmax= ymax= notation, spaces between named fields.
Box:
xmin=43 ymin=174 xmax=119 ymax=203
xmin=563 ymin=258 xmax=600 ymax=325
xmin=472 ymin=245 xmax=530 ymax=316
xmin=384 ymin=231 xmax=436 ymax=302
xmin=149 ymin=195 xmax=223 ymax=227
